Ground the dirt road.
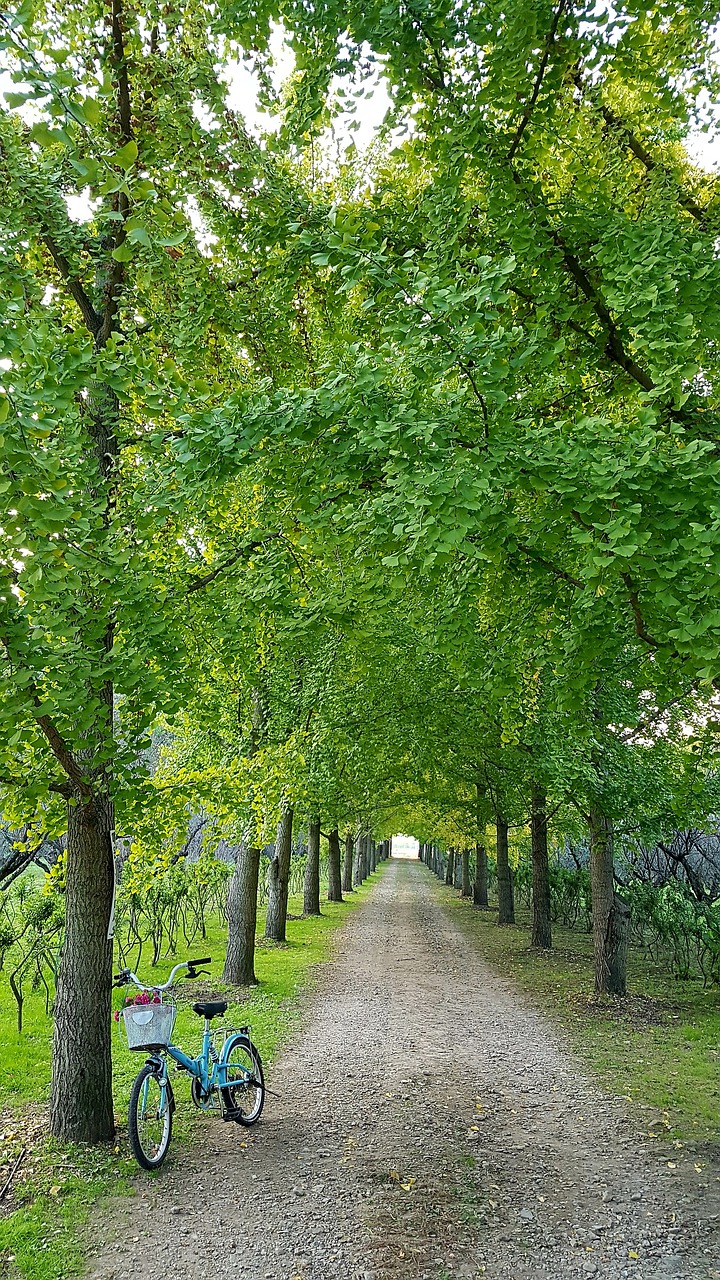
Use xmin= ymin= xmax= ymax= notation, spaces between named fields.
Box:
xmin=88 ymin=858 xmax=720 ymax=1280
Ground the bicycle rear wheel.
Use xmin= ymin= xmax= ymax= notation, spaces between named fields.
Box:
xmin=128 ymin=1063 xmax=173 ymax=1169
xmin=220 ymin=1036 xmax=265 ymax=1126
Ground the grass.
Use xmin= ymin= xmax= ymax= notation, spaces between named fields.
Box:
xmin=0 ymin=868 xmax=384 ymax=1280
xmin=434 ymin=874 xmax=720 ymax=1149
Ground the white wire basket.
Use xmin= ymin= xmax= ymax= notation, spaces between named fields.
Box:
xmin=122 ymin=1002 xmax=176 ymax=1051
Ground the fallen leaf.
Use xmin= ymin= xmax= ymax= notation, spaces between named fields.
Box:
xmin=629 ymin=1250 xmax=639 ymax=1260
xmin=49 ymin=1186 xmax=62 ymax=1197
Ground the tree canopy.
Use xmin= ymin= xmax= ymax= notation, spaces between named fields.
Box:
xmin=3 ymin=0 xmax=720 ymax=1141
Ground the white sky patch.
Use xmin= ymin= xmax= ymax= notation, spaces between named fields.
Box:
xmin=65 ymin=188 xmax=99 ymax=223
xmin=222 ymin=23 xmax=392 ymax=161
xmin=319 ymin=54 xmax=392 ymax=164
xmin=192 ymin=98 xmax=221 ymax=132
xmin=185 ymin=194 xmax=218 ymax=256
xmin=391 ymin=834 xmax=419 ymax=859
xmin=222 ymin=21 xmax=294 ymax=137
xmin=685 ymin=87 xmax=720 ymax=170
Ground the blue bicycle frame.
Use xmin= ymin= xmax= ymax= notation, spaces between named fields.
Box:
xmin=162 ymin=1021 xmax=253 ymax=1096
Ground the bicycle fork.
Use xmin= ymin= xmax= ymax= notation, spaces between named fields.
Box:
xmin=145 ymin=1055 xmax=176 ymax=1117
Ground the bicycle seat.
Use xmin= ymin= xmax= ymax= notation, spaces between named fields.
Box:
xmin=192 ymin=1001 xmax=228 ymax=1019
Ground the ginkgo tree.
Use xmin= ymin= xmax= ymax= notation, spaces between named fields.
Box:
xmin=4 ymin=0 xmax=720 ymax=1150
xmin=0 ymin=0 xmax=310 ymax=1141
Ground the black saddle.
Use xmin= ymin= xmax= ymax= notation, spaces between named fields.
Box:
xmin=192 ymin=1000 xmax=228 ymax=1020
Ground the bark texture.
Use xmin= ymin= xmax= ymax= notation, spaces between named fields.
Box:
xmin=265 ymin=805 xmax=294 ymax=942
xmin=50 ymin=794 xmax=115 ymax=1142
xmin=327 ymin=828 xmax=343 ymax=902
xmin=473 ymin=843 xmax=489 ymax=907
xmin=353 ymin=834 xmax=363 ymax=887
xmin=222 ymin=842 xmax=261 ymax=984
xmin=496 ymin=816 xmax=515 ymax=925
xmin=304 ymin=817 xmax=321 ymax=916
xmin=223 ymin=681 xmax=266 ymax=982
xmin=461 ymin=848 xmax=471 ymax=897
xmin=530 ymin=785 xmax=552 ymax=949
xmin=589 ymin=808 xmax=629 ymax=996
xmin=444 ymin=847 xmax=455 ymax=886
xmin=342 ymin=832 xmax=354 ymax=893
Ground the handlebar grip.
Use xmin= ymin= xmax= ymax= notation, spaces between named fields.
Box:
xmin=188 ymin=957 xmax=211 ymax=967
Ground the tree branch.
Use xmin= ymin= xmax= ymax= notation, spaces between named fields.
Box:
xmin=619 ymin=572 xmax=666 ymax=650
xmin=34 ymin=707 xmax=93 ymax=798
xmin=186 ymin=533 xmax=282 ymax=594
xmin=42 ymin=237 xmax=101 ymax=335
xmin=507 ymin=0 xmax=569 ymax=160
xmin=516 ymin=542 xmax=584 ymax=588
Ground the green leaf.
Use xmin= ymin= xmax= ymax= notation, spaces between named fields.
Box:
xmin=126 ymin=226 xmax=152 ymax=247
xmin=81 ymin=96 xmax=102 ymax=126
xmin=155 ymin=230 xmax=189 ymax=248
xmin=111 ymin=241 xmax=134 ymax=262
xmin=112 ymin=140 xmax=138 ymax=168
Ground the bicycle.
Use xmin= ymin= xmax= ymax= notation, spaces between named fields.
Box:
xmin=114 ymin=956 xmax=265 ymax=1170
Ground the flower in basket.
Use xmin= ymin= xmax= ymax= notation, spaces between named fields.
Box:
xmin=113 ymin=990 xmax=161 ymax=1021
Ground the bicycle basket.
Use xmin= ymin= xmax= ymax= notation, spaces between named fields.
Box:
xmin=122 ymin=1002 xmax=176 ymax=1051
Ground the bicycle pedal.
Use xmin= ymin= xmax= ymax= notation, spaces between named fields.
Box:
xmin=222 ymin=1108 xmax=246 ymax=1122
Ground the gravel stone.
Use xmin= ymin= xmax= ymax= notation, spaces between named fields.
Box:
xmin=86 ymin=859 xmax=720 ymax=1280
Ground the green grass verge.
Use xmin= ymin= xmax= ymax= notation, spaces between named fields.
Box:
xmin=433 ymin=874 xmax=720 ymax=1148
xmin=0 ymin=869 xmax=384 ymax=1280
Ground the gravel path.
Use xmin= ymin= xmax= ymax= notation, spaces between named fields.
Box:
xmin=88 ymin=857 xmax=720 ymax=1280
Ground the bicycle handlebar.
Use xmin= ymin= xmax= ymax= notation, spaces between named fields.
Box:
xmin=112 ymin=957 xmax=211 ymax=991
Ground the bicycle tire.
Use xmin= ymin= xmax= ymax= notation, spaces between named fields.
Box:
xmin=128 ymin=1063 xmax=173 ymax=1169
xmin=220 ymin=1035 xmax=265 ymax=1126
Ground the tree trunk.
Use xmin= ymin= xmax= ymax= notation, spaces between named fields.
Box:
xmin=327 ymin=828 xmax=343 ymax=902
xmin=223 ymin=842 xmax=261 ymax=984
xmin=224 ymin=680 xmax=266 ymax=983
xmin=50 ymin=793 xmax=115 ymax=1142
xmin=473 ymin=843 xmax=488 ymax=906
xmin=342 ymin=831 xmax=354 ymax=893
xmin=445 ymin=847 xmax=454 ymax=886
xmin=304 ymin=817 xmax=321 ymax=916
xmin=589 ymin=808 xmax=629 ymax=995
xmin=265 ymin=805 xmax=293 ymax=942
xmin=461 ymin=848 xmax=471 ymax=897
xmin=530 ymin=785 xmax=552 ymax=948
xmin=353 ymin=833 xmax=363 ymax=886
xmin=496 ymin=816 xmax=515 ymax=925
xmin=454 ymin=850 xmax=463 ymax=890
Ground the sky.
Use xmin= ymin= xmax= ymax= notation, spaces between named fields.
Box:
xmin=1 ymin=21 xmax=718 ymax=226
xmin=220 ymin=24 xmax=720 ymax=173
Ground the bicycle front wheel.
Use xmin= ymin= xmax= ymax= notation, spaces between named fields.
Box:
xmin=220 ymin=1036 xmax=265 ymax=1126
xmin=128 ymin=1064 xmax=173 ymax=1169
